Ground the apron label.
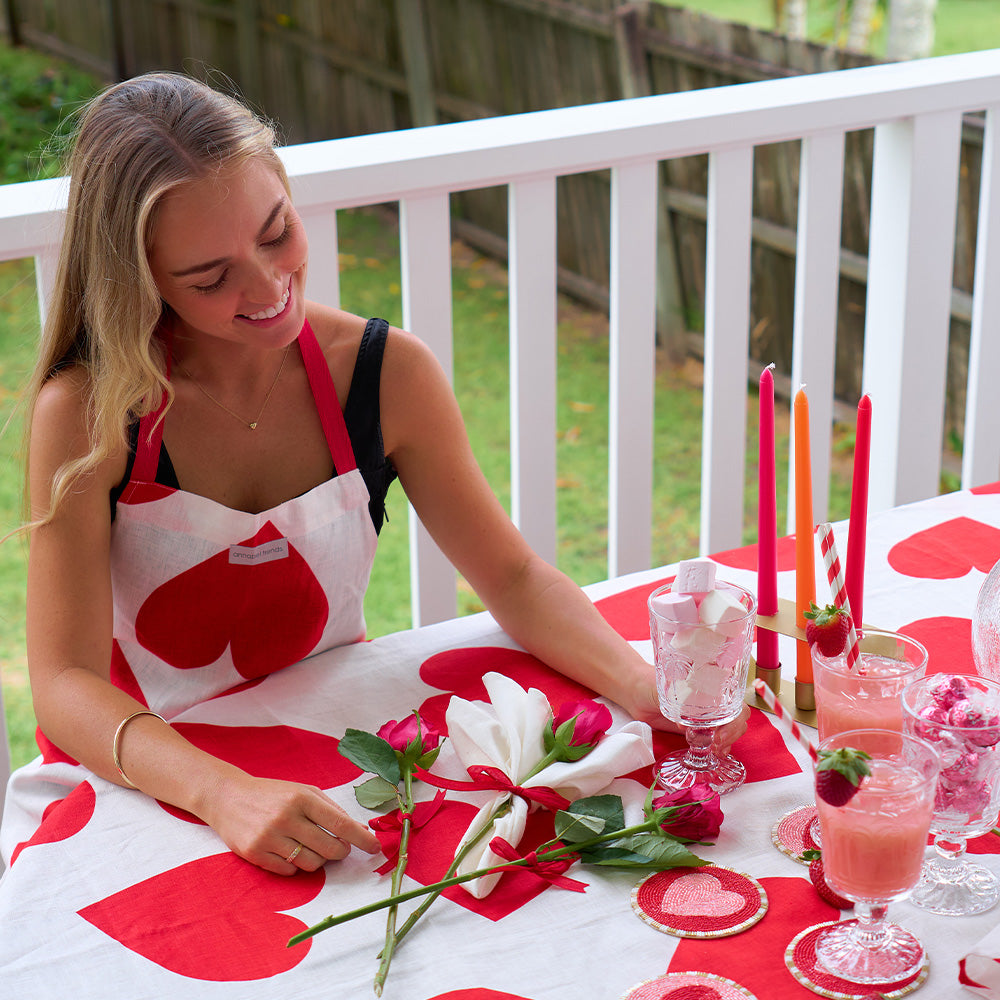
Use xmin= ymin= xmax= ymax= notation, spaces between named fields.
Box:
xmin=228 ymin=537 xmax=290 ymax=566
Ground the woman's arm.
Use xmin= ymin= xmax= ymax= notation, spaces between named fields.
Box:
xmin=380 ymin=329 xmax=749 ymax=743
xmin=26 ymin=371 xmax=379 ymax=872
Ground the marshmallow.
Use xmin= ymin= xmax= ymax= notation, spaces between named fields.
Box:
xmin=670 ymin=625 xmax=727 ymax=661
xmin=671 ymin=558 xmax=716 ymax=595
xmin=650 ymin=591 xmax=699 ymax=626
xmin=698 ymin=588 xmax=750 ymax=637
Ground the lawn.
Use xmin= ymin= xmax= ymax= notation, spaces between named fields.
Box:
xmin=670 ymin=0 xmax=1000 ymax=57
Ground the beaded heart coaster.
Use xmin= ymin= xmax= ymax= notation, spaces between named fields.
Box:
xmin=785 ymin=921 xmax=929 ymax=998
xmin=621 ymin=970 xmax=758 ymax=1000
xmin=772 ymin=804 xmax=820 ymax=863
xmin=631 ymin=865 xmax=768 ymax=938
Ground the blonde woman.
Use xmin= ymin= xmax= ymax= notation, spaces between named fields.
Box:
xmin=13 ymin=72 xmax=747 ymax=878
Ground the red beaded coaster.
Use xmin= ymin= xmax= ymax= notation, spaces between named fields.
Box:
xmin=621 ymin=970 xmax=758 ymax=1000
xmin=785 ymin=921 xmax=930 ymax=998
xmin=631 ymin=865 xmax=768 ymax=938
xmin=772 ymin=804 xmax=820 ymax=863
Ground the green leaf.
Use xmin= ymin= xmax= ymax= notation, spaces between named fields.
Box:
xmin=554 ymin=810 xmax=606 ymax=843
xmin=566 ymin=794 xmax=626 ymax=831
xmin=609 ymin=832 xmax=705 ymax=868
xmin=575 ymin=845 xmax=655 ymax=866
xmin=338 ymin=729 xmax=401 ymax=785
xmin=354 ymin=775 xmax=401 ymax=810
xmin=415 ymin=746 xmax=441 ymax=771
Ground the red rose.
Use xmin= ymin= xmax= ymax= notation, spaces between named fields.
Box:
xmin=552 ymin=699 xmax=613 ymax=750
xmin=652 ymin=782 xmax=724 ymax=841
xmin=377 ymin=714 xmax=441 ymax=755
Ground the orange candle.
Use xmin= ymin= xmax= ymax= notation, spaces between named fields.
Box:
xmin=794 ymin=388 xmax=816 ymax=685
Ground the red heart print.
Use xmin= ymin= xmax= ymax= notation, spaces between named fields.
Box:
xmin=669 ymin=876 xmax=836 ymax=1000
xmin=626 ymin=707 xmax=800 ymax=787
xmin=78 ymin=852 xmax=324 ymax=980
xmin=897 ymin=616 xmax=974 ymax=675
xmin=110 ymin=640 xmax=148 ymax=704
xmin=157 ymin=722 xmax=363 ymax=823
xmin=428 ymin=992 xmax=533 ymax=999
xmin=888 ymin=518 xmax=1000 ymax=579
xmin=593 ymin=577 xmax=673 ymax=641
xmin=135 ymin=520 xmax=329 ymax=678
xmin=10 ymin=781 xmax=96 ymax=866
xmin=399 ymin=798 xmax=567 ymax=921
xmin=972 ymin=483 xmax=1000 ymax=495
xmin=418 ymin=646 xmax=595 ymax=734
xmin=712 ymin=535 xmax=797 ymax=574
xmin=662 ymin=987 xmax=722 ymax=1000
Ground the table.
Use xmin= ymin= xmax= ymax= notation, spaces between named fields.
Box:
xmin=3 ymin=484 xmax=1000 ymax=999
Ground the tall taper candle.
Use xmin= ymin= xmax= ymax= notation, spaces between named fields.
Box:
xmin=794 ymin=388 xmax=816 ymax=695
xmin=845 ymin=394 xmax=871 ymax=633
xmin=757 ymin=366 xmax=780 ymax=673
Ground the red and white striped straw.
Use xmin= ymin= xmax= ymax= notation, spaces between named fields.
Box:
xmin=815 ymin=523 xmax=862 ymax=672
xmin=753 ymin=679 xmax=818 ymax=761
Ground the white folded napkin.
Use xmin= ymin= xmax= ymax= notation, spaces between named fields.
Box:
xmin=962 ymin=928 xmax=1000 ymax=997
xmin=444 ymin=672 xmax=654 ymax=897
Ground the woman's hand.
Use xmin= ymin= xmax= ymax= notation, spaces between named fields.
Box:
xmin=200 ymin=773 xmax=381 ymax=875
xmin=620 ymin=669 xmax=751 ymax=753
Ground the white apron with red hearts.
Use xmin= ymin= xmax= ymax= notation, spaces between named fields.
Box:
xmin=110 ymin=322 xmax=377 ymax=718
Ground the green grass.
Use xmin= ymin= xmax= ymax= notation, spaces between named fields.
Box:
xmin=668 ymin=0 xmax=1000 ymax=57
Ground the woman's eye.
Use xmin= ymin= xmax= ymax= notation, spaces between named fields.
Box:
xmin=264 ymin=220 xmax=294 ymax=248
xmin=194 ymin=271 xmax=227 ymax=293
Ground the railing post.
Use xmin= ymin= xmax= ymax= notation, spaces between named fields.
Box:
xmin=963 ymin=105 xmax=1000 ymax=489
xmin=608 ymin=160 xmax=658 ymax=578
xmin=399 ymin=192 xmax=457 ymax=626
xmin=700 ymin=146 xmax=754 ymax=555
xmin=862 ymin=111 xmax=963 ymax=511
xmin=787 ymin=130 xmax=846 ymax=533
xmin=509 ymin=177 xmax=558 ymax=565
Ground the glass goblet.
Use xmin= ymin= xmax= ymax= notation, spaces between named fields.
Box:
xmin=902 ymin=673 xmax=1000 ymax=915
xmin=813 ymin=728 xmax=940 ymax=984
xmin=973 ymin=558 xmax=1000 ymax=681
xmin=648 ymin=580 xmax=756 ymax=795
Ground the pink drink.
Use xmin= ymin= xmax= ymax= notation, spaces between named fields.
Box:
xmin=813 ymin=632 xmax=928 ymax=742
xmin=818 ymin=758 xmax=935 ymax=900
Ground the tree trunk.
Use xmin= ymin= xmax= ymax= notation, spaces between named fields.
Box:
xmin=845 ymin=0 xmax=877 ymax=52
xmin=886 ymin=0 xmax=938 ymax=60
xmin=781 ymin=0 xmax=807 ymax=38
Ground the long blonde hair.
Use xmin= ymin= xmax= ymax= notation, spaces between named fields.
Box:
xmin=24 ymin=71 xmax=288 ymax=523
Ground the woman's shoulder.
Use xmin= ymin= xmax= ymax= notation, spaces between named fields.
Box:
xmin=31 ymin=365 xmax=129 ymax=484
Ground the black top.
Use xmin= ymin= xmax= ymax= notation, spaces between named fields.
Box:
xmin=110 ymin=318 xmax=398 ymax=533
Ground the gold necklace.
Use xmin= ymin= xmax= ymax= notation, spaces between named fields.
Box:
xmin=177 ymin=345 xmax=290 ymax=431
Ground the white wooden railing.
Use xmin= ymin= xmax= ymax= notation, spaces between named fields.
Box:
xmin=2 ymin=51 xmax=1000 ymax=812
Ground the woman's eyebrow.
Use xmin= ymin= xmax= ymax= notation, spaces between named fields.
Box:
xmin=168 ymin=198 xmax=287 ymax=277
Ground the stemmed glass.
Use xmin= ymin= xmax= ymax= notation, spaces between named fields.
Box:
xmin=902 ymin=673 xmax=1000 ymax=915
xmin=648 ymin=580 xmax=756 ymax=794
xmin=973 ymin=557 xmax=1000 ymax=682
xmin=813 ymin=728 xmax=940 ymax=984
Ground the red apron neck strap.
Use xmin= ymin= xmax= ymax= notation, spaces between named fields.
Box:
xmin=298 ymin=320 xmax=357 ymax=474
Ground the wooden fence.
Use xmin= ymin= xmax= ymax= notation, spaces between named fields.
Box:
xmin=0 ymin=0 xmax=984 ymax=441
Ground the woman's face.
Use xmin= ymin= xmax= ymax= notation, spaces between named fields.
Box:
xmin=148 ymin=158 xmax=308 ymax=352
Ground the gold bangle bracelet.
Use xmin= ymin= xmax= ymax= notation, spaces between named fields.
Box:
xmin=112 ymin=710 xmax=167 ymax=789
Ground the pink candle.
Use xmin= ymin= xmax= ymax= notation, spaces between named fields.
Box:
xmin=845 ymin=395 xmax=871 ymax=632
xmin=757 ymin=366 xmax=779 ymax=671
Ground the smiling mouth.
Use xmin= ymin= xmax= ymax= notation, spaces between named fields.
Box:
xmin=241 ymin=287 xmax=290 ymax=321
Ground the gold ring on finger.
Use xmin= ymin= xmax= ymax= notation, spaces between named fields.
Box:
xmin=285 ymin=841 xmax=303 ymax=864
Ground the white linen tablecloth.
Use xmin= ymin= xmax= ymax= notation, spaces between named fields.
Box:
xmin=2 ymin=485 xmax=1000 ymax=999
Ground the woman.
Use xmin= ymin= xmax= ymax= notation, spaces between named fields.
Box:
xmin=19 ymin=72 xmax=746 ymax=877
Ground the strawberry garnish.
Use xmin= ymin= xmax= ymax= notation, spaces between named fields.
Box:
xmin=815 ymin=746 xmax=871 ymax=807
xmin=801 ymin=849 xmax=853 ymax=910
xmin=804 ymin=601 xmax=852 ymax=657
